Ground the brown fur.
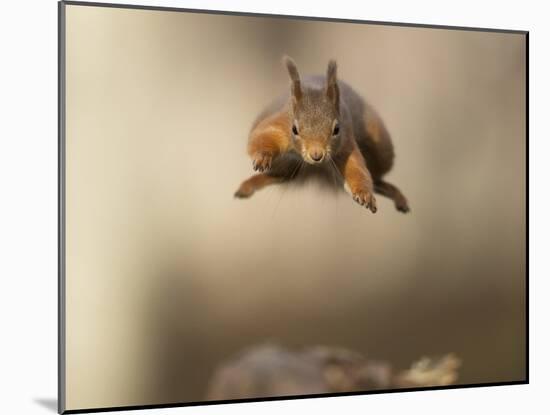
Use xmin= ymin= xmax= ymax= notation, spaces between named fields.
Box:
xmin=235 ymin=56 xmax=409 ymax=213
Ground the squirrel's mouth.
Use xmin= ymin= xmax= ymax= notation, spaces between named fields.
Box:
xmin=302 ymin=151 xmax=326 ymax=165
xmin=303 ymin=156 xmax=325 ymax=165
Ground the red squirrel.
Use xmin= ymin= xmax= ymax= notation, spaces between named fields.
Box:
xmin=235 ymin=56 xmax=409 ymax=213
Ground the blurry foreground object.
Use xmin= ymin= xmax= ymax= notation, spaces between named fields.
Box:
xmin=395 ymin=354 xmax=461 ymax=387
xmin=206 ymin=344 xmax=461 ymax=400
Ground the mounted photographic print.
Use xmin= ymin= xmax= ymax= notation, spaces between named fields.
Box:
xmin=58 ymin=1 xmax=528 ymax=413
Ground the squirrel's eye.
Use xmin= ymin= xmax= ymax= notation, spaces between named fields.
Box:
xmin=292 ymin=124 xmax=299 ymax=135
xmin=332 ymin=123 xmax=340 ymax=136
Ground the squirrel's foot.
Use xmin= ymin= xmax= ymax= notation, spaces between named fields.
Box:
xmin=352 ymin=188 xmax=377 ymax=213
xmin=252 ymin=152 xmax=273 ymax=172
xmin=234 ymin=182 xmax=255 ymax=198
xmin=395 ymin=198 xmax=410 ymax=213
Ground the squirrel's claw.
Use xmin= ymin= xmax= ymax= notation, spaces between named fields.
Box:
xmin=352 ymin=189 xmax=377 ymax=213
xmin=252 ymin=152 xmax=273 ymax=172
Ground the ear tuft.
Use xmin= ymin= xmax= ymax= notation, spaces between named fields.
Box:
xmin=283 ymin=55 xmax=302 ymax=101
xmin=326 ymin=59 xmax=339 ymax=112
xmin=326 ymin=59 xmax=337 ymax=84
xmin=283 ymin=56 xmax=300 ymax=82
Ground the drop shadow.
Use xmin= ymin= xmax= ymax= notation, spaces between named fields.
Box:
xmin=34 ymin=398 xmax=57 ymax=412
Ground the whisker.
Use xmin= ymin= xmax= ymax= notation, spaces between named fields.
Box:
xmin=271 ymin=159 xmax=303 ymax=218
xmin=328 ymin=154 xmax=345 ymax=184
xmin=323 ymin=153 xmax=341 ymax=220
xmin=327 ymin=154 xmax=338 ymax=189
xmin=290 ymin=158 xmax=304 ymax=180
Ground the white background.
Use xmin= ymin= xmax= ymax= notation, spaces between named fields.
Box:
xmin=0 ymin=0 xmax=543 ymax=414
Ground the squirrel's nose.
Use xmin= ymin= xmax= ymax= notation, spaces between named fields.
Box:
xmin=309 ymin=149 xmax=325 ymax=162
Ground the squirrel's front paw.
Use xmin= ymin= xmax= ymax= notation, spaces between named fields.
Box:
xmin=252 ymin=152 xmax=273 ymax=172
xmin=352 ymin=188 xmax=377 ymax=213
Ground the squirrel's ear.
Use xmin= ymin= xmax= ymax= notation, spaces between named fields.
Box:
xmin=326 ymin=59 xmax=340 ymax=112
xmin=283 ymin=56 xmax=302 ymax=102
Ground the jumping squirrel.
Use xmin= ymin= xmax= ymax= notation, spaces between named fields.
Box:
xmin=235 ymin=56 xmax=409 ymax=213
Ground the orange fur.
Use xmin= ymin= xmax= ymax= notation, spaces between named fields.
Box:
xmin=247 ymin=112 xmax=291 ymax=159
xmin=334 ymin=141 xmax=377 ymax=212
xmin=234 ymin=173 xmax=284 ymax=198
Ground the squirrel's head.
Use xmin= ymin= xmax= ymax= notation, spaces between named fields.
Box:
xmin=283 ymin=56 xmax=341 ymax=165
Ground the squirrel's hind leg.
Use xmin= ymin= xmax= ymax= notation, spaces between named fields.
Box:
xmin=234 ymin=173 xmax=284 ymax=198
xmin=374 ymin=180 xmax=410 ymax=213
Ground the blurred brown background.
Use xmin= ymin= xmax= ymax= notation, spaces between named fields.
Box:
xmin=64 ymin=4 xmax=526 ymax=411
